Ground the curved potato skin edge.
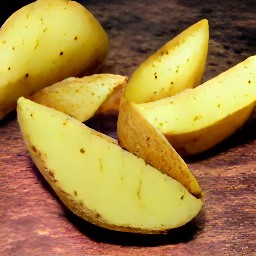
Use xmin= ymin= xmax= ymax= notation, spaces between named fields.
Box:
xmin=117 ymin=97 xmax=203 ymax=199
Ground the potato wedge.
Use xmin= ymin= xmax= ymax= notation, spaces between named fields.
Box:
xmin=0 ymin=0 xmax=108 ymax=119
xmin=135 ymin=56 xmax=256 ymax=156
xmin=30 ymin=74 xmax=127 ymax=122
xmin=17 ymin=97 xmax=203 ymax=234
xmin=117 ymin=97 xmax=202 ymax=198
xmin=124 ymin=19 xmax=209 ymax=103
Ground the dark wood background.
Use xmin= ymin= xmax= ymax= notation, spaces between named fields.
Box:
xmin=1 ymin=1 xmax=256 ymax=255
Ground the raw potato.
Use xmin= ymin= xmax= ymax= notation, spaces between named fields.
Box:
xmin=30 ymin=74 xmax=127 ymax=122
xmin=17 ymin=97 xmax=203 ymax=234
xmin=0 ymin=0 xmax=108 ymax=119
xmin=135 ymin=56 xmax=256 ymax=156
xmin=124 ymin=19 xmax=209 ymax=103
xmin=117 ymin=97 xmax=202 ymax=198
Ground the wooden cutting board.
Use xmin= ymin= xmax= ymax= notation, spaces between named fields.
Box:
xmin=1 ymin=1 xmax=255 ymax=255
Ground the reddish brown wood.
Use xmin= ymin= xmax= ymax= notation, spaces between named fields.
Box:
xmin=1 ymin=1 xmax=256 ymax=255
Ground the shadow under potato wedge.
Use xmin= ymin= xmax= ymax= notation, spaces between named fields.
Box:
xmin=17 ymin=97 xmax=203 ymax=234
xmin=134 ymin=55 xmax=256 ymax=156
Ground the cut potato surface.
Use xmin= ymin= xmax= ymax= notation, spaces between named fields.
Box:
xmin=17 ymin=97 xmax=202 ymax=234
xmin=135 ymin=56 xmax=256 ymax=155
xmin=30 ymin=74 xmax=127 ymax=122
xmin=124 ymin=19 xmax=209 ymax=103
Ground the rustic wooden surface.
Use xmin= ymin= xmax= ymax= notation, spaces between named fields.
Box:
xmin=1 ymin=1 xmax=256 ymax=255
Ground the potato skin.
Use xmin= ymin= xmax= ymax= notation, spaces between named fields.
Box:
xmin=0 ymin=0 xmax=109 ymax=119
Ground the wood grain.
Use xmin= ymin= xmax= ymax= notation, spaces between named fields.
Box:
xmin=1 ymin=0 xmax=256 ymax=255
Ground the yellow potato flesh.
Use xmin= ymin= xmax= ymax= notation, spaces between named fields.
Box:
xmin=135 ymin=56 xmax=256 ymax=155
xmin=30 ymin=74 xmax=127 ymax=122
xmin=124 ymin=19 xmax=209 ymax=103
xmin=117 ymin=97 xmax=202 ymax=198
xmin=17 ymin=97 xmax=202 ymax=234
xmin=96 ymin=84 xmax=125 ymax=115
xmin=0 ymin=0 xmax=108 ymax=119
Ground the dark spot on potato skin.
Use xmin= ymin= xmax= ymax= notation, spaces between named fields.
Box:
xmin=80 ymin=148 xmax=85 ymax=154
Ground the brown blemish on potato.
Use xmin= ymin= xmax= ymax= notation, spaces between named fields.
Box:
xmin=160 ymin=49 xmax=169 ymax=56
xmin=59 ymin=188 xmax=70 ymax=197
xmin=34 ymin=41 xmax=39 ymax=50
xmin=79 ymin=200 xmax=84 ymax=207
xmin=136 ymin=178 xmax=143 ymax=200
xmin=80 ymin=148 xmax=85 ymax=154
xmin=31 ymin=145 xmax=37 ymax=153
xmin=49 ymin=170 xmax=55 ymax=178
xmin=193 ymin=115 xmax=201 ymax=121
xmin=94 ymin=212 xmax=102 ymax=219
xmin=99 ymin=158 xmax=103 ymax=172
xmin=48 ymin=170 xmax=58 ymax=183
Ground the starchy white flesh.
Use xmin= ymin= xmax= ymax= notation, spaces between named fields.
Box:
xmin=17 ymin=97 xmax=203 ymax=234
xmin=135 ymin=56 xmax=256 ymax=155
xmin=30 ymin=74 xmax=127 ymax=122
xmin=124 ymin=19 xmax=209 ymax=103
xmin=0 ymin=0 xmax=108 ymax=119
